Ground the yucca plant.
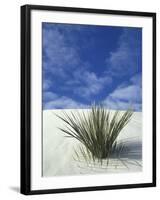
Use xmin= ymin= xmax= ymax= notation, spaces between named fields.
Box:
xmin=55 ymin=104 xmax=133 ymax=164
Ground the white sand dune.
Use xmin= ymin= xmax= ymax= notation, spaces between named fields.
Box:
xmin=43 ymin=109 xmax=142 ymax=177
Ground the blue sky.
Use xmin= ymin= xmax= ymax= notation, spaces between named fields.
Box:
xmin=42 ymin=23 xmax=142 ymax=111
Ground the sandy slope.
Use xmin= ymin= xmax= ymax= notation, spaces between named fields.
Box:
xmin=43 ymin=109 xmax=142 ymax=177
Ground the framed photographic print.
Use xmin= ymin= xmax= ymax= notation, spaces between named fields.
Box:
xmin=21 ymin=4 xmax=156 ymax=195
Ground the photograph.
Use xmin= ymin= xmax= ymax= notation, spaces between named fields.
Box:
xmin=42 ymin=23 xmax=142 ymax=177
xmin=21 ymin=5 xmax=156 ymax=194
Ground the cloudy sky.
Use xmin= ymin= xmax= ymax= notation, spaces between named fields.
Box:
xmin=42 ymin=23 xmax=142 ymax=111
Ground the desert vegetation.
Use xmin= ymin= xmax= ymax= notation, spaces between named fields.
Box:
xmin=56 ymin=105 xmax=133 ymax=164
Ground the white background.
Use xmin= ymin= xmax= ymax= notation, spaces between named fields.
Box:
xmin=0 ymin=0 xmax=159 ymax=199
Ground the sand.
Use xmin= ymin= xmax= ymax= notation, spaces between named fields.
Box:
xmin=42 ymin=109 xmax=142 ymax=177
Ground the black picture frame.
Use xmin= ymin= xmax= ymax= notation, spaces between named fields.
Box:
xmin=21 ymin=4 xmax=156 ymax=195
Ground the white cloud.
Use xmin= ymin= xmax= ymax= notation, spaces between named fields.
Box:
xmin=43 ymin=24 xmax=113 ymax=101
xmin=43 ymin=91 xmax=58 ymax=102
xmin=44 ymin=96 xmax=86 ymax=110
xmin=110 ymin=85 xmax=141 ymax=102
xmin=43 ymin=25 xmax=142 ymax=109
xmin=130 ymin=73 xmax=142 ymax=86
xmin=43 ymin=25 xmax=112 ymax=100
xmin=105 ymin=28 xmax=141 ymax=77
xmin=104 ymin=96 xmax=142 ymax=111
xmin=103 ymin=73 xmax=142 ymax=111
xmin=73 ymin=71 xmax=112 ymax=98
xmin=43 ymin=79 xmax=52 ymax=90
xmin=43 ymin=27 xmax=80 ymax=78
xmin=43 ymin=91 xmax=86 ymax=110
